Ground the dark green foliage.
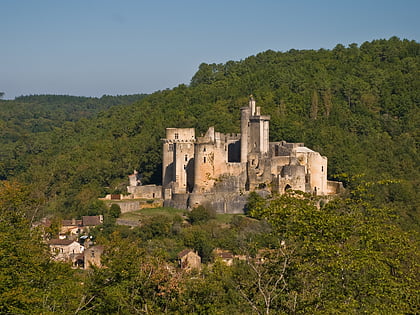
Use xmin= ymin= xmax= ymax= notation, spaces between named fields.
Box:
xmin=187 ymin=205 xmax=216 ymax=224
xmin=0 ymin=182 xmax=81 ymax=313
xmin=1 ymin=38 xmax=418 ymax=227
xmin=246 ymin=187 xmax=420 ymax=314
xmin=0 ymin=37 xmax=419 ymax=312
xmin=108 ymin=203 xmax=121 ymax=218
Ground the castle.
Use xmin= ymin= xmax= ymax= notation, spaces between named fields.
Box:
xmin=122 ymin=96 xmax=343 ymax=213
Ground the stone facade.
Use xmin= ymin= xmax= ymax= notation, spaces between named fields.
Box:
xmin=84 ymin=245 xmax=104 ymax=269
xmin=178 ymin=249 xmax=201 ymax=271
xmin=48 ymin=239 xmax=84 ymax=264
xmin=161 ymin=96 xmax=343 ymax=213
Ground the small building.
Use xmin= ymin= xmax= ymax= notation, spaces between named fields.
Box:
xmin=82 ymin=215 xmax=103 ymax=228
xmin=213 ymin=248 xmax=234 ymax=266
xmin=84 ymin=245 xmax=104 ymax=269
xmin=178 ymin=249 xmax=201 ymax=271
xmin=60 ymin=219 xmax=82 ymax=237
xmin=48 ymin=239 xmax=84 ymax=265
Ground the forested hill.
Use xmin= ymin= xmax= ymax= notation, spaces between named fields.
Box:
xmin=0 ymin=94 xmax=147 ymax=178
xmin=1 ymin=37 xmax=419 ymax=225
xmin=0 ymin=94 xmax=147 ymax=133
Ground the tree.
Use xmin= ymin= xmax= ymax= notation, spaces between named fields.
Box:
xmin=187 ymin=205 xmax=216 ymax=224
xmin=234 ymin=246 xmax=290 ymax=314
xmin=108 ymin=203 xmax=121 ymax=218
xmin=247 ymin=188 xmax=420 ymax=313
xmin=310 ymin=90 xmax=319 ymax=120
xmin=83 ymin=232 xmax=184 ymax=313
xmin=0 ymin=181 xmax=82 ymax=313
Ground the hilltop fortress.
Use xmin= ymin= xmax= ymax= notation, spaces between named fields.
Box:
xmin=113 ymin=96 xmax=343 ymax=213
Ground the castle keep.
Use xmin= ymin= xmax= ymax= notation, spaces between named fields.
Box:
xmin=158 ymin=96 xmax=343 ymax=213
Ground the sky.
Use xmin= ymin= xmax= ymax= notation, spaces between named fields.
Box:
xmin=1 ymin=0 xmax=419 ymax=99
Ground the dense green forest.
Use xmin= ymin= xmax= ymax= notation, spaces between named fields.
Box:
xmin=1 ymin=37 xmax=418 ymax=224
xmin=1 ymin=37 xmax=419 ymax=313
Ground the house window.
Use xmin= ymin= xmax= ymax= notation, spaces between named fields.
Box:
xmin=168 ymin=144 xmax=174 ymax=152
xmin=175 ymin=133 xmax=179 ymax=139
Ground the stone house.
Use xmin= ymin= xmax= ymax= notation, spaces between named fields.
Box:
xmin=60 ymin=219 xmax=82 ymax=237
xmin=213 ymin=248 xmax=234 ymax=266
xmin=48 ymin=239 xmax=84 ymax=265
xmin=82 ymin=215 xmax=103 ymax=230
xmin=84 ymin=245 xmax=104 ymax=269
xmin=178 ymin=249 xmax=201 ymax=271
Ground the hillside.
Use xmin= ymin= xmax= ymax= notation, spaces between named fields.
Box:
xmin=1 ymin=37 xmax=419 ymax=314
xmin=1 ymin=37 xmax=419 ymax=225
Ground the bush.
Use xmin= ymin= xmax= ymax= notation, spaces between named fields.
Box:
xmin=187 ymin=206 xmax=216 ymax=224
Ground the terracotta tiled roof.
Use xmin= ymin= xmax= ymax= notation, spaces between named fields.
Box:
xmin=61 ymin=219 xmax=82 ymax=226
xmin=82 ymin=216 xmax=102 ymax=226
xmin=178 ymin=249 xmax=194 ymax=258
xmin=48 ymin=239 xmax=76 ymax=246
xmin=213 ymin=248 xmax=234 ymax=259
xmin=217 ymin=251 xmax=234 ymax=259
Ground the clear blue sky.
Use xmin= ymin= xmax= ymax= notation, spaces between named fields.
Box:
xmin=1 ymin=0 xmax=419 ymax=99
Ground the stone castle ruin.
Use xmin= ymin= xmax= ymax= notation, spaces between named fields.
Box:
xmin=108 ymin=96 xmax=343 ymax=213
xmin=159 ymin=96 xmax=343 ymax=213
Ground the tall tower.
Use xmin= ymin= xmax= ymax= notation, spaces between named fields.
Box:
xmin=240 ymin=95 xmax=270 ymax=161
xmin=240 ymin=98 xmax=252 ymax=163
xmin=162 ymin=128 xmax=195 ymax=194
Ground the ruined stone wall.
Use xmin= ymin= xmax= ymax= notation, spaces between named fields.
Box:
xmin=189 ymin=191 xmax=248 ymax=214
xmin=277 ymin=165 xmax=306 ymax=193
xmin=270 ymin=156 xmax=291 ymax=174
xmin=127 ymin=184 xmax=162 ymax=199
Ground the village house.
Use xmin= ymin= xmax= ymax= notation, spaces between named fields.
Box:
xmin=48 ymin=239 xmax=84 ymax=266
xmin=213 ymin=248 xmax=234 ymax=266
xmin=178 ymin=249 xmax=201 ymax=271
xmin=58 ymin=215 xmax=103 ymax=239
xmin=84 ymin=245 xmax=104 ymax=269
xmin=60 ymin=218 xmax=82 ymax=238
xmin=81 ymin=215 xmax=103 ymax=230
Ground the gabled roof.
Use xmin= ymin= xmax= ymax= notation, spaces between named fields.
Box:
xmin=82 ymin=216 xmax=102 ymax=226
xmin=213 ymin=248 xmax=234 ymax=259
xmin=48 ymin=239 xmax=77 ymax=246
xmin=61 ymin=219 xmax=82 ymax=226
xmin=178 ymin=249 xmax=196 ymax=258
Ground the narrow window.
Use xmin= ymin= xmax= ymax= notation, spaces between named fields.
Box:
xmin=185 ymin=154 xmax=188 ymax=161
xmin=203 ymin=147 xmax=206 ymax=152
xmin=204 ymin=157 xmax=206 ymax=163
xmin=175 ymin=133 xmax=179 ymax=139
xmin=321 ymin=166 xmax=324 ymax=172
